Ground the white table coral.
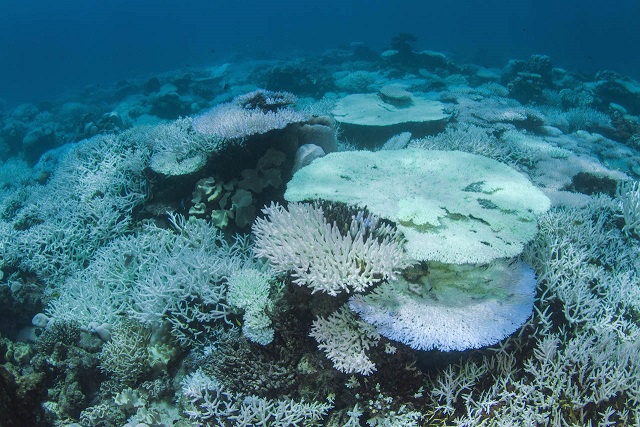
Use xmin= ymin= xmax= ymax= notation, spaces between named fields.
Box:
xmin=286 ymin=148 xmax=551 ymax=264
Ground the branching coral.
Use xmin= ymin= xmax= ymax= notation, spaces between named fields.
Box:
xmin=252 ymin=202 xmax=409 ymax=296
xmin=617 ymin=180 xmax=640 ymax=238
xmin=148 ymin=117 xmax=218 ymax=176
xmin=227 ymin=267 xmax=279 ymax=345
xmin=47 ymin=214 xmax=253 ymax=347
xmin=1 ymin=130 xmax=149 ymax=285
xmin=99 ymin=322 xmax=152 ymax=386
xmin=309 ymin=305 xmax=380 ymax=375
xmin=181 ymin=369 xmax=332 ymax=426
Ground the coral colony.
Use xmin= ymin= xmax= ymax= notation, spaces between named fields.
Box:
xmin=1 ymin=45 xmax=640 ymax=427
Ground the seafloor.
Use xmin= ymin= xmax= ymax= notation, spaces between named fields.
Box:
xmin=1 ymin=37 xmax=640 ymax=427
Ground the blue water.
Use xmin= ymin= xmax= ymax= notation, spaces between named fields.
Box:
xmin=1 ymin=0 xmax=639 ymax=105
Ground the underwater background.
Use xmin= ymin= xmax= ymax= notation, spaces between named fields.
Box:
xmin=2 ymin=0 xmax=640 ymax=105
xmin=1 ymin=1 xmax=640 ymax=426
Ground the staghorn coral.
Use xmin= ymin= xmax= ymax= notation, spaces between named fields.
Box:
xmin=0 ymin=130 xmax=149 ymax=286
xmin=46 ymin=214 xmax=253 ymax=351
xmin=181 ymin=369 xmax=332 ymax=427
xmin=420 ymin=197 xmax=640 ymax=425
xmin=409 ymin=123 xmax=508 ymax=161
xmin=148 ymin=117 xmax=217 ymax=176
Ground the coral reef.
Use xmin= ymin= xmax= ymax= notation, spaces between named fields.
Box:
xmin=1 ymin=40 xmax=640 ymax=427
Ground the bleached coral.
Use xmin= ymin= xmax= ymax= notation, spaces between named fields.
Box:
xmin=285 ymin=149 xmax=550 ymax=264
xmin=47 ymin=214 xmax=252 ymax=347
xmin=193 ymin=89 xmax=306 ymax=141
xmin=1 ymin=131 xmax=149 ymax=285
xmin=617 ymin=180 xmax=640 ymax=238
xmin=367 ymin=410 xmax=422 ymax=427
xmin=182 ymin=369 xmax=237 ymax=422
xmin=334 ymin=70 xmax=381 ymax=93
xmin=45 ymin=233 xmax=145 ymax=326
xmin=129 ymin=214 xmax=245 ymax=327
xmin=364 ymin=384 xmax=423 ymax=427
xmin=309 ymin=305 xmax=380 ymax=375
xmin=0 ymin=157 xmax=32 ymax=201
xmin=563 ymin=106 xmax=612 ymax=132
xmin=409 ymin=124 xmax=509 ymax=162
xmin=423 ymin=197 xmax=640 ymax=425
xmin=427 ymin=319 xmax=640 ymax=426
xmin=148 ymin=117 xmax=216 ymax=176
xmin=381 ymin=131 xmax=412 ymax=150
xmin=194 ymin=105 xmax=305 ymax=141
xmin=342 ymin=404 xmax=364 ymax=427
xmin=252 ymin=202 xmax=409 ymax=296
xmin=350 ymin=260 xmax=536 ymax=351
xmin=181 ymin=369 xmax=332 ymax=426
xmin=227 ymin=267 xmax=278 ymax=345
